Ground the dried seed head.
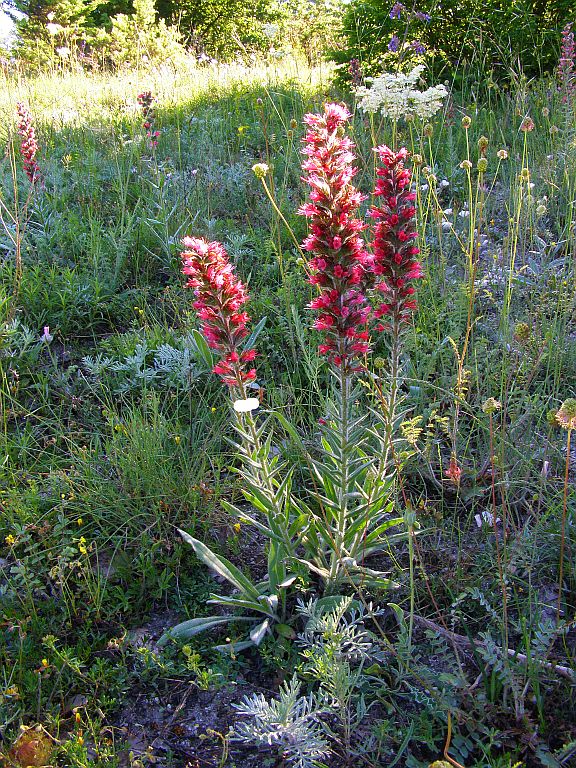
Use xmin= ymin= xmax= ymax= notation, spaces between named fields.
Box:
xmin=482 ymin=397 xmax=502 ymax=415
xmin=556 ymin=398 xmax=576 ymax=430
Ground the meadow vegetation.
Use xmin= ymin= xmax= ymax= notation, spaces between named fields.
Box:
xmin=0 ymin=7 xmax=575 ymax=768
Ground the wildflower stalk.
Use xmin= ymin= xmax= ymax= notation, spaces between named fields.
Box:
xmin=1 ymin=115 xmax=39 ymax=320
xmin=368 ymin=143 xmax=421 ymax=480
xmin=252 ymin=164 xmax=299 ymax=363
xmin=330 ymin=364 xmax=352 ymax=585
xmin=486 ymin=400 xmax=509 ymax=652
xmin=180 ymin=237 xmax=297 ymax=580
xmin=555 ymin=399 xmax=576 ymax=623
xmin=504 ymin=120 xmax=532 ymax=326
xmin=558 ymin=424 xmax=571 ymax=624
xmin=253 ymin=168 xmax=307 ymax=266
xmin=366 ymin=144 xmax=422 ymax=641
xmin=558 ymin=23 xmax=575 ymax=105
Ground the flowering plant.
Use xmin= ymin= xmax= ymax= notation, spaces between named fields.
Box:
xmin=137 ymin=90 xmax=161 ymax=149
xmin=16 ymin=103 xmax=41 ymax=184
xmin=354 ymin=64 xmax=448 ymax=121
xmin=558 ymin=22 xmax=575 ymax=103
xmin=164 ymin=103 xmax=423 ymax=652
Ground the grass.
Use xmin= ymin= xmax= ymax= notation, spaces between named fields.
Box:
xmin=0 ymin=51 xmax=575 ymax=768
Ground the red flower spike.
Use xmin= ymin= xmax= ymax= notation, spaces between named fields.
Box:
xmin=369 ymin=145 xmax=423 ymax=332
xmin=181 ymin=237 xmax=257 ymax=389
xmin=299 ymin=103 xmax=373 ymax=372
xmin=16 ymin=103 xmax=41 ymax=184
xmin=559 ymin=23 xmax=575 ymax=103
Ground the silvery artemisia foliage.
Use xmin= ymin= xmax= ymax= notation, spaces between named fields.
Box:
xmin=233 ymin=598 xmax=386 ymax=766
xmin=82 ymin=333 xmax=211 ymax=393
xmin=296 ymin=596 xmax=385 ymax=664
xmin=354 ymin=64 xmax=448 ymax=120
xmin=233 ymin=676 xmax=330 ymax=768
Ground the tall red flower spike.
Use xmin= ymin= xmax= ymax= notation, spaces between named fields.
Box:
xmin=16 ymin=103 xmax=41 ymax=184
xmin=181 ymin=237 xmax=257 ymax=389
xmin=559 ymin=23 xmax=575 ymax=103
xmin=299 ymin=103 xmax=373 ymax=371
xmin=369 ymin=145 xmax=423 ymax=332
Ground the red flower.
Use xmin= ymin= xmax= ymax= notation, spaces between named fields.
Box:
xmin=299 ymin=103 xmax=372 ymax=371
xmin=445 ymin=456 xmax=462 ymax=486
xmin=16 ymin=103 xmax=40 ymax=184
xmin=369 ymin=145 xmax=423 ymax=332
xmin=181 ymin=237 xmax=257 ymax=389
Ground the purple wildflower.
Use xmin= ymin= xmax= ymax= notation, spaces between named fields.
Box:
xmin=411 ymin=40 xmax=426 ymax=55
xmin=388 ymin=35 xmax=400 ymax=53
xmin=389 ymin=2 xmax=404 ymax=19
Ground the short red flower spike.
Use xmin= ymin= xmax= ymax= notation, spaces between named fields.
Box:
xmin=369 ymin=145 xmax=423 ymax=332
xmin=299 ymin=103 xmax=373 ymax=371
xmin=137 ymin=91 xmax=161 ymax=148
xmin=181 ymin=237 xmax=257 ymax=389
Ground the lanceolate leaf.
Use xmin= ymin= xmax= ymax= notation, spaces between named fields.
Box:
xmin=243 ymin=315 xmax=267 ymax=350
xmin=207 ymin=594 xmax=278 ymax=616
xmin=189 ymin=329 xmax=214 ymax=369
xmin=159 ymin=615 xmax=253 ymax=644
xmin=178 ymin=529 xmax=261 ymax=600
xmin=213 ymin=639 xmax=256 ymax=653
xmin=250 ymin=618 xmax=270 ymax=645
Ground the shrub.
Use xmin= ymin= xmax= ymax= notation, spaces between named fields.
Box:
xmin=157 ymin=0 xmax=277 ymax=60
xmin=275 ymin=0 xmax=348 ymax=66
xmin=332 ymin=0 xmax=576 ymax=85
xmin=98 ymin=0 xmax=187 ymax=69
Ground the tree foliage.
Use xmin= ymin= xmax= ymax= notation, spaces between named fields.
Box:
xmin=332 ymin=0 xmax=576 ymax=84
xmin=156 ymin=0 xmax=275 ymax=58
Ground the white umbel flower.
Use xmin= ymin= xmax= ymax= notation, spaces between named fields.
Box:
xmin=355 ymin=65 xmax=448 ymax=121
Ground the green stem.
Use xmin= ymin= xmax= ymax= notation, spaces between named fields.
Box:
xmin=557 ymin=427 xmax=571 ymax=623
xmin=329 ymin=363 xmax=351 ymax=589
xmin=260 ymin=178 xmax=306 ymax=263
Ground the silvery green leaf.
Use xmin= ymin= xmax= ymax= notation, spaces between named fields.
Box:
xmin=250 ymin=618 xmax=270 ymax=645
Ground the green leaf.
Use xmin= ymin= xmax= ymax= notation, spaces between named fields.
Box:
xmin=272 ymin=410 xmax=309 ymax=455
xmin=213 ymin=639 xmax=256 ymax=653
xmin=207 ymin=594 xmax=277 ymax=616
xmin=275 ymin=623 xmax=296 ymax=639
xmin=159 ymin=615 xmax=253 ymax=645
xmin=250 ymin=618 xmax=270 ymax=645
xmin=267 ymin=538 xmax=285 ymax=592
xmin=243 ymin=315 xmax=267 ymax=351
xmin=178 ymin=529 xmax=261 ymax=600
xmin=190 ymin=329 xmax=214 ymax=369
